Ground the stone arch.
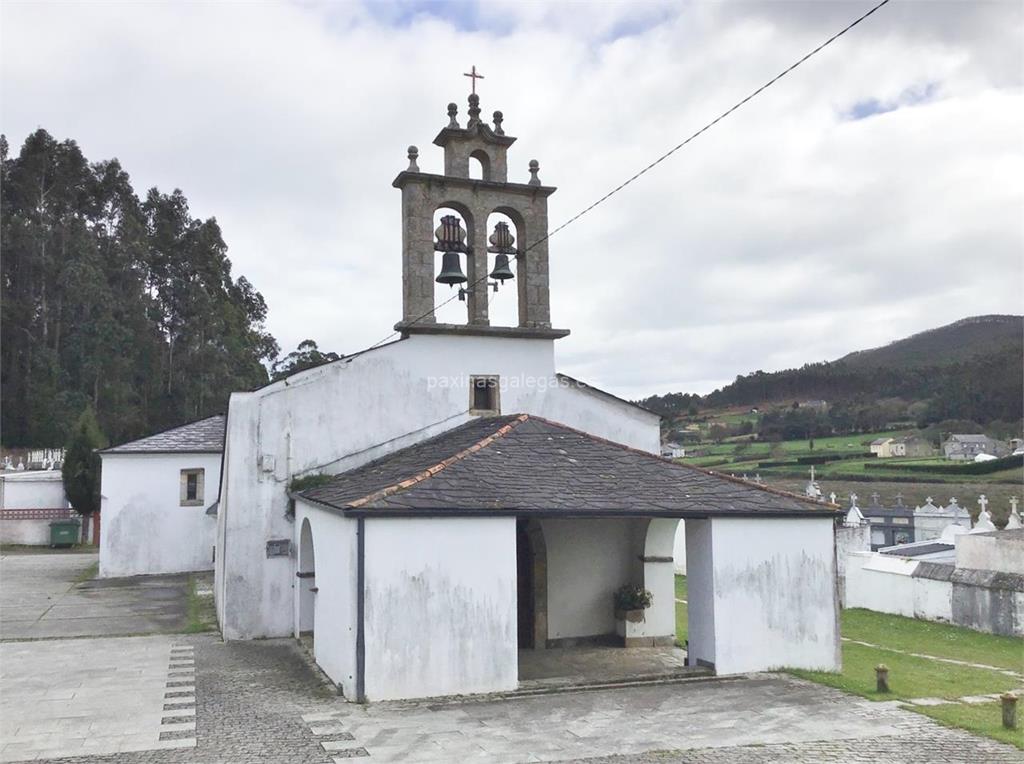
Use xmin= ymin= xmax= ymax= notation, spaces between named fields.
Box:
xmin=516 ymin=518 xmax=548 ymax=649
xmin=432 ymin=203 xmax=475 ymax=324
xmin=298 ymin=518 xmax=316 ymax=636
xmin=484 ymin=207 xmax=523 ymax=328
xmin=642 ymin=518 xmax=681 ymax=641
xmin=469 ymin=149 xmax=491 ymax=181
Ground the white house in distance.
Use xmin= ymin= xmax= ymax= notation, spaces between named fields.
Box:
xmin=0 ymin=470 xmax=74 ymax=545
xmin=98 ymin=415 xmax=224 ymax=578
xmin=214 ymin=90 xmax=842 ymax=703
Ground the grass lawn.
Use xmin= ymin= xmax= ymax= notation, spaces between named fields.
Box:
xmin=913 ymin=701 xmax=1023 ymax=749
xmin=842 ymin=608 xmax=1023 ymax=672
xmin=185 ymin=574 xmax=218 ymax=633
xmin=674 ymin=575 xmax=687 ymax=646
xmin=786 ymin=609 xmax=1024 ymax=749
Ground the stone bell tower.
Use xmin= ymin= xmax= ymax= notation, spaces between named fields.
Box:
xmin=392 ymin=88 xmax=569 ymax=340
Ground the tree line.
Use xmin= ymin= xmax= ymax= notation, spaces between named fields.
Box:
xmin=1 ymin=130 xmax=280 ymax=448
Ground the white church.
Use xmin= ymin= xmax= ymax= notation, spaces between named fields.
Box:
xmin=213 ymin=90 xmax=842 ymax=702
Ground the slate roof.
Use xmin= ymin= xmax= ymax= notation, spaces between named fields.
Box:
xmin=100 ymin=415 xmax=225 ymax=454
xmin=881 ymin=542 xmax=952 ymax=558
xmin=297 ymin=414 xmax=836 ymax=518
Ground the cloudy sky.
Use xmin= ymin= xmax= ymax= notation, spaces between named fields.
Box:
xmin=3 ymin=0 xmax=1022 ymax=398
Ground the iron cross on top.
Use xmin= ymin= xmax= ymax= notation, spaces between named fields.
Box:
xmin=463 ymin=65 xmax=484 ymax=94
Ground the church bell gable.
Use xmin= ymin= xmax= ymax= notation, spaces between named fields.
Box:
xmin=392 ymin=88 xmax=569 ymax=340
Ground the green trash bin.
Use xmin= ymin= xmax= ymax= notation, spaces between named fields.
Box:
xmin=49 ymin=519 xmax=81 ymax=548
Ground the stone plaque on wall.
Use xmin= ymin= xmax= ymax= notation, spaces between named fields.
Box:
xmin=266 ymin=539 xmax=291 ymax=558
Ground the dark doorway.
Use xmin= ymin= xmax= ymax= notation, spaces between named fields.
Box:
xmin=516 ymin=519 xmax=535 ymax=648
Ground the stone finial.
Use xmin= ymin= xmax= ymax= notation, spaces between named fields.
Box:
xmin=978 ymin=494 xmax=989 ymax=513
xmin=528 ymin=159 xmax=541 ymax=186
xmin=845 ymin=505 xmax=866 ymax=527
xmin=467 ymin=93 xmax=481 ymax=126
xmin=849 ymin=493 xmax=858 ymax=508
xmin=971 ymin=507 xmax=996 ymax=533
xmin=447 ymin=102 xmax=459 ymax=128
xmin=895 ymin=492 xmax=904 ymax=507
xmin=829 ymin=491 xmax=838 ymax=505
xmin=870 ymin=492 xmax=881 ymax=507
xmin=406 ymin=145 xmax=420 ymax=172
xmin=492 ymin=110 xmax=504 ymax=135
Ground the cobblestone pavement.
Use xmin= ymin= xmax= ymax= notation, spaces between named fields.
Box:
xmin=11 ymin=637 xmax=1018 ymax=764
xmin=0 ymin=553 xmax=190 ymax=640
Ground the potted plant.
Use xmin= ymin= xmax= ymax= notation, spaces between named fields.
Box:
xmin=613 ymin=584 xmax=653 ymax=646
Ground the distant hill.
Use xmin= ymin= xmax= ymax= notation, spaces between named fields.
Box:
xmin=838 ymin=315 xmax=1022 ymax=370
xmin=646 ymin=315 xmax=1024 ymax=429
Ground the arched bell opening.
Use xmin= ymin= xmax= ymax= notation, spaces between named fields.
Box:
xmin=432 ymin=204 xmax=474 ymax=325
xmin=469 ymin=149 xmax=491 ymax=181
xmin=298 ymin=518 xmax=316 ymax=644
xmin=486 ymin=208 xmax=521 ymax=328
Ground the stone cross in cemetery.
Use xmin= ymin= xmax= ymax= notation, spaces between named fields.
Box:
xmin=972 ymin=494 xmax=996 ymax=533
xmin=1007 ymin=497 xmax=1022 ymax=530
xmin=870 ymin=492 xmax=881 ymax=507
xmin=849 ymin=493 xmax=858 ymax=508
xmin=894 ymin=492 xmax=904 ymax=507
xmin=829 ymin=491 xmax=837 ymax=505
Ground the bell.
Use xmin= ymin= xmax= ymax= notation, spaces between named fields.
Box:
xmin=489 ymin=254 xmax=514 ymax=283
xmin=436 ymin=251 xmax=467 ymax=286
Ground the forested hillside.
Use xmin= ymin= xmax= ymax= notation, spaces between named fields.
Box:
xmin=639 ymin=316 xmax=1023 ymax=431
xmin=1 ymin=130 xmax=279 ymax=447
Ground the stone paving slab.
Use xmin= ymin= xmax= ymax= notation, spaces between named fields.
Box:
xmin=5 ymin=635 xmax=1020 ymax=763
xmin=0 ymin=553 xmax=192 ymax=640
xmin=0 ymin=635 xmax=191 ymax=762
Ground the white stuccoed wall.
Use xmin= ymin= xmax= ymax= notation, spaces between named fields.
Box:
xmin=294 ymin=502 xmax=358 ymax=696
xmin=672 ymin=519 xmax=687 ymax=574
xmin=542 ymin=518 xmax=641 ymax=641
xmin=687 ymin=517 xmax=840 ymax=674
xmin=845 ymin=552 xmax=918 ymax=617
xmin=0 ymin=472 xmax=70 ymax=545
xmin=362 ymin=517 xmax=517 ymax=701
xmin=216 ymin=333 xmax=661 ymax=640
xmin=99 ymin=452 xmax=220 ymax=577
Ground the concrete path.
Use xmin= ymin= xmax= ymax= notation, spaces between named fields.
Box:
xmin=0 ymin=636 xmax=196 ymax=762
xmin=0 ymin=553 xmax=191 ymax=640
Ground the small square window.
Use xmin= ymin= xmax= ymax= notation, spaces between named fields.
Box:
xmin=470 ymin=375 xmax=500 ymax=415
xmin=180 ymin=468 xmax=205 ymax=506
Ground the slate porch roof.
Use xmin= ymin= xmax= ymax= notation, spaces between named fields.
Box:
xmin=296 ymin=414 xmax=838 ymax=518
xmin=100 ymin=415 xmax=225 ymax=454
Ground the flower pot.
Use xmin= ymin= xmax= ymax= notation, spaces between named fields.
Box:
xmin=615 ymin=608 xmax=651 ymax=646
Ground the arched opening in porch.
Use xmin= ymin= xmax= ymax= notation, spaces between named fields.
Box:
xmin=298 ymin=518 xmax=316 ymax=643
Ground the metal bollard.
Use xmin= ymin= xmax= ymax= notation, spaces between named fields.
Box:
xmin=875 ymin=664 xmax=890 ymax=693
xmin=1002 ymin=693 xmax=1018 ymax=730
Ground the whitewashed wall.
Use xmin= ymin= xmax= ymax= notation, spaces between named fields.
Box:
xmin=687 ymin=517 xmax=840 ymax=674
xmin=100 ymin=452 xmax=220 ymax=577
xmin=845 ymin=552 xmax=918 ymax=617
xmin=0 ymin=472 xmax=70 ymax=545
xmin=643 ymin=518 xmax=680 ymax=639
xmin=684 ymin=520 xmax=716 ymax=667
xmin=957 ymin=533 xmax=1024 ymax=575
xmin=294 ymin=502 xmax=358 ymax=697
xmin=672 ymin=519 xmax=687 ymax=574
xmin=542 ymin=518 xmax=639 ymax=641
xmin=216 ymin=333 xmax=660 ymax=640
xmin=363 ymin=517 xmax=517 ymax=701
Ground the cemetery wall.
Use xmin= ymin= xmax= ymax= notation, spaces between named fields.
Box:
xmin=0 ymin=472 xmax=72 ymax=545
xmin=216 ymin=333 xmax=660 ymax=640
xmin=99 ymin=452 xmax=220 ymax=577
xmin=363 ymin=516 xmax=517 ymax=701
xmin=835 ymin=523 xmax=871 ymax=606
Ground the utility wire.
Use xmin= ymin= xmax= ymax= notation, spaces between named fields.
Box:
xmin=361 ymin=0 xmax=892 ymax=353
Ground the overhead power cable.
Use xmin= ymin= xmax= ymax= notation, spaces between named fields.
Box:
xmin=360 ymin=0 xmax=892 ymax=353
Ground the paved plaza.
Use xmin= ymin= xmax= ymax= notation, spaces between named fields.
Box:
xmin=0 ymin=552 xmax=1020 ymax=763
xmin=0 ymin=553 xmax=191 ymax=640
